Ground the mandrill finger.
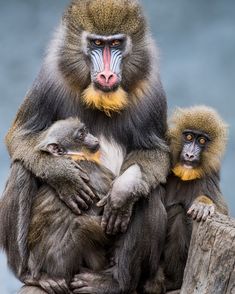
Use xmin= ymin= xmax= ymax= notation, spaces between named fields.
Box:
xmin=192 ymin=208 xmax=199 ymax=220
xmin=121 ymin=215 xmax=131 ymax=233
xmin=62 ymin=196 xmax=81 ymax=215
xmin=73 ymin=287 xmax=96 ymax=294
xmin=74 ymin=195 xmax=89 ymax=210
xmin=106 ymin=212 xmax=118 ymax=235
xmin=187 ymin=204 xmax=196 ymax=216
xmin=97 ymin=194 xmax=109 ymax=207
xmin=101 ymin=205 xmax=112 ymax=231
xmin=202 ymin=207 xmax=210 ymax=221
xmin=39 ymin=281 xmax=56 ymax=294
xmin=71 ymin=280 xmax=88 ymax=289
xmin=196 ymin=206 xmax=204 ymax=222
xmin=112 ymin=216 xmax=122 ymax=235
xmin=73 ymin=163 xmax=90 ymax=181
xmin=24 ymin=278 xmax=38 ymax=286
xmin=80 ymin=183 xmax=96 ymax=200
xmin=79 ymin=190 xmax=93 ymax=205
xmin=78 ymin=170 xmax=90 ymax=182
xmin=57 ymin=280 xmax=72 ymax=294
xmin=209 ymin=205 xmax=215 ymax=216
xmin=47 ymin=279 xmax=68 ymax=294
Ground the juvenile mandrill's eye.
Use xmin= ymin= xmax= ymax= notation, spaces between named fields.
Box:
xmin=198 ymin=137 xmax=206 ymax=145
xmin=185 ymin=133 xmax=194 ymax=142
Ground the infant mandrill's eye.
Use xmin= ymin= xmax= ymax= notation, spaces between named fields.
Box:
xmin=76 ymin=128 xmax=88 ymax=141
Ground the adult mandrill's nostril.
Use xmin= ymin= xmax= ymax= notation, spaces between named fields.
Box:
xmin=97 ymin=71 xmax=118 ymax=87
xmin=100 ymin=73 xmax=113 ymax=83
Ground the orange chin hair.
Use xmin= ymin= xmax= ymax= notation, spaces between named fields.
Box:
xmin=172 ymin=164 xmax=203 ymax=181
xmin=82 ymin=85 xmax=128 ymax=117
xmin=69 ymin=150 xmax=101 ymax=164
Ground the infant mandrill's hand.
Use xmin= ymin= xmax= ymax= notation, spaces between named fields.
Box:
xmin=187 ymin=195 xmax=215 ymax=222
xmin=51 ymin=160 xmax=96 ymax=215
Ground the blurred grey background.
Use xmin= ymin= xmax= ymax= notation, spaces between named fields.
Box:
xmin=0 ymin=0 xmax=234 ymax=293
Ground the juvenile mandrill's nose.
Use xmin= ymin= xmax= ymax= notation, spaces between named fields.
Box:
xmin=97 ymin=71 xmax=118 ymax=87
xmin=185 ymin=153 xmax=195 ymax=160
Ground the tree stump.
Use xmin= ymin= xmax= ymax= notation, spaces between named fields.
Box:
xmin=180 ymin=213 xmax=235 ymax=294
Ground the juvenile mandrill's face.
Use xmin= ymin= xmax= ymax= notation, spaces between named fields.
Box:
xmin=180 ymin=129 xmax=210 ymax=169
xmin=82 ymin=32 xmax=131 ymax=92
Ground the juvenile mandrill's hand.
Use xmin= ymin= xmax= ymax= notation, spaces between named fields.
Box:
xmin=97 ymin=164 xmax=143 ymax=234
xmin=187 ymin=195 xmax=215 ymax=222
xmin=49 ymin=159 xmax=96 ymax=215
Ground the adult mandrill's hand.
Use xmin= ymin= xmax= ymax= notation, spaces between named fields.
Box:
xmin=97 ymin=164 xmax=143 ymax=234
xmin=98 ymin=194 xmax=134 ymax=235
xmin=49 ymin=159 xmax=96 ymax=215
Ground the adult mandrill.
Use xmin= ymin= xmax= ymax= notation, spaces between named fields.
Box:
xmin=3 ymin=0 xmax=169 ymax=293
xmin=161 ymin=106 xmax=228 ymax=292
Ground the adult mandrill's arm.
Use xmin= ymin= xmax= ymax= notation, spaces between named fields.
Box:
xmin=6 ymin=94 xmax=96 ymax=215
xmin=121 ymin=147 xmax=170 ymax=195
xmin=98 ymin=147 xmax=170 ymax=234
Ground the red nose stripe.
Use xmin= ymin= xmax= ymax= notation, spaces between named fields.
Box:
xmin=96 ymin=46 xmax=118 ymax=87
xmin=103 ymin=46 xmax=111 ymax=72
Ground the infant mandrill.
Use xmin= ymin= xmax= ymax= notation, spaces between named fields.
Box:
xmin=25 ymin=118 xmax=115 ymax=292
xmin=162 ymin=106 xmax=229 ymax=292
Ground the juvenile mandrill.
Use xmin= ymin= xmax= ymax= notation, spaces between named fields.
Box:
xmin=162 ymin=106 xmax=228 ymax=292
xmin=2 ymin=0 xmax=169 ymax=292
xmin=23 ymin=118 xmax=114 ymax=292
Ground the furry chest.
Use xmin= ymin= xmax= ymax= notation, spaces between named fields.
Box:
xmin=98 ymin=136 xmax=126 ymax=176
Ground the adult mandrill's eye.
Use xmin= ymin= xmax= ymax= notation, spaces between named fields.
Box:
xmin=92 ymin=39 xmax=104 ymax=47
xmin=111 ymin=39 xmax=122 ymax=47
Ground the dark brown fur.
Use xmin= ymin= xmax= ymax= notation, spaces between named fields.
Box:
xmin=27 ymin=159 xmax=114 ymax=281
xmin=2 ymin=0 xmax=169 ymax=293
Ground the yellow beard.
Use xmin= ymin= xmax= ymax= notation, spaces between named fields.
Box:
xmin=172 ymin=164 xmax=203 ymax=181
xmin=82 ymin=85 xmax=128 ymax=117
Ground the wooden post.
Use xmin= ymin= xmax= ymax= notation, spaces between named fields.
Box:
xmin=180 ymin=213 xmax=235 ymax=294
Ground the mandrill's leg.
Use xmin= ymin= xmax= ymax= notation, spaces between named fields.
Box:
xmin=164 ymin=205 xmax=192 ymax=291
xmin=71 ymin=186 xmax=167 ymax=294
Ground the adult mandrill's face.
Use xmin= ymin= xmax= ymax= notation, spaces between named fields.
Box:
xmin=82 ymin=32 xmax=130 ymax=92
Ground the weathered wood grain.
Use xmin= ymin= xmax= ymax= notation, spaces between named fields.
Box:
xmin=180 ymin=213 xmax=235 ymax=294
